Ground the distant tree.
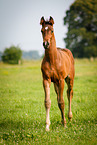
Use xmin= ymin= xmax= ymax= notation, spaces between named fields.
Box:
xmin=22 ymin=50 xmax=40 ymax=60
xmin=2 ymin=45 xmax=22 ymax=64
xmin=64 ymin=0 xmax=97 ymax=58
xmin=0 ymin=52 xmax=3 ymax=61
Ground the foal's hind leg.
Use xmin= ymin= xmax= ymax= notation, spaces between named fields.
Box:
xmin=57 ymin=80 xmax=66 ymax=126
xmin=54 ymin=83 xmax=59 ymax=101
xmin=65 ymin=77 xmax=74 ymax=121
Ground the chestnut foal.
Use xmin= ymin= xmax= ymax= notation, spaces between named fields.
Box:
xmin=40 ymin=16 xmax=75 ymax=131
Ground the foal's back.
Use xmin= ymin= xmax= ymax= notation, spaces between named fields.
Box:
xmin=57 ymin=48 xmax=74 ymax=65
xmin=56 ymin=48 xmax=74 ymax=79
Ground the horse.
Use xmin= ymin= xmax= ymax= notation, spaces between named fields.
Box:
xmin=40 ymin=16 xmax=75 ymax=131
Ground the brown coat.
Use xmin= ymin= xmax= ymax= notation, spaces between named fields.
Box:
xmin=40 ymin=16 xmax=75 ymax=131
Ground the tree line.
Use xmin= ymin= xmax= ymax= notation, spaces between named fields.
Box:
xmin=1 ymin=46 xmax=41 ymax=64
xmin=1 ymin=0 xmax=97 ymax=64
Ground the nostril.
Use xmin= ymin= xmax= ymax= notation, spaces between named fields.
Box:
xmin=43 ymin=42 xmax=45 ymax=46
xmin=43 ymin=41 xmax=49 ymax=49
xmin=47 ymin=41 xmax=49 ymax=46
xmin=43 ymin=41 xmax=48 ymax=46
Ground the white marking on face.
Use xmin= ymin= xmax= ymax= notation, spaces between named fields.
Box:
xmin=45 ymin=26 xmax=48 ymax=30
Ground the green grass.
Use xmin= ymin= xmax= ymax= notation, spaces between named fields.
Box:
xmin=0 ymin=59 xmax=97 ymax=145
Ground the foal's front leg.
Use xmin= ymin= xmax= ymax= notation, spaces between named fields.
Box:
xmin=43 ymin=79 xmax=51 ymax=131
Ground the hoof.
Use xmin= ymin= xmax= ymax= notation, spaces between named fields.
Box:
xmin=45 ymin=121 xmax=50 ymax=131
xmin=68 ymin=112 xmax=73 ymax=121
xmin=46 ymin=124 xmax=50 ymax=131
xmin=61 ymin=119 xmax=66 ymax=127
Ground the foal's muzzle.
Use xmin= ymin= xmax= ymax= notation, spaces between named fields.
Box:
xmin=43 ymin=41 xmax=49 ymax=49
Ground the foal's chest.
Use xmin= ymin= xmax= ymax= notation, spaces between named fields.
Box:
xmin=50 ymin=67 xmax=59 ymax=83
xmin=41 ymin=61 xmax=63 ymax=83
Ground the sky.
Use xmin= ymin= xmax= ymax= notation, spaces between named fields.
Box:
xmin=0 ymin=0 xmax=75 ymax=55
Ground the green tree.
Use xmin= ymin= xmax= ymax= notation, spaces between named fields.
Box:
xmin=2 ymin=45 xmax=22 ymax=64
xmin=64 ymin=0 xmax=97 ymax=58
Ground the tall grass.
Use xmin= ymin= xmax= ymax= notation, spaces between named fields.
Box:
xmin=0 ymin=59 xmax=97 ymax=144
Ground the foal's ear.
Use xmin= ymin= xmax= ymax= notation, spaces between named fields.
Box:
xmin=49 ymin=16 xmax=54 ymax=25
xmin=40 ymin=16 xmax=45 ymax=25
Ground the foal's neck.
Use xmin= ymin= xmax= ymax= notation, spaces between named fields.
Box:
xmin=45 ymin=33 xmax=57 ymax=64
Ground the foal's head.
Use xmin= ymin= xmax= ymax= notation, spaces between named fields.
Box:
xmin=40 ymin=16 xmax=54 ymax=49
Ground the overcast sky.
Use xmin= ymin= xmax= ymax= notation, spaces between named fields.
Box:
xmin=0 ymin=0 xmax=74 ymax=54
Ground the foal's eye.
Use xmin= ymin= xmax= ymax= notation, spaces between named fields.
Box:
xmin=51 ymin=30 xmax=53 ymax=33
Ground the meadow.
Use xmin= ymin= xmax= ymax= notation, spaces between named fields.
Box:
xmin=0 ymin=59 xmax=97 ymax=145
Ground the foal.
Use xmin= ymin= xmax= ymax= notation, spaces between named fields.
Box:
xmin=40 ymin=16 xmax=75 ymax=131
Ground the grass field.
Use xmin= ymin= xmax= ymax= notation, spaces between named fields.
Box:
xmin=0 ymin=59 xmax=97 ymax=145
